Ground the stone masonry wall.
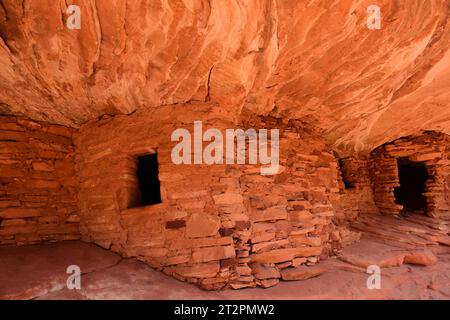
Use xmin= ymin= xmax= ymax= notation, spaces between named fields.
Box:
xmin=0 ymin=115 xmax=79 ymax=245
xmin=332 ymin=158 xmax=379 ymax=222
xmin=228 ymin=117 xmax=341 ymax=289
xmin=74 ymin=104 xmax=342 ymax=290
xmin=369 ymin=131 xmax=450 ymax=219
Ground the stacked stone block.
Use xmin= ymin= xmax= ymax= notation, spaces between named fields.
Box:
xmin=0 ymin=116 xmax=79 ymax=245
xmin=74 ymin=104 xmax=341 ymax=289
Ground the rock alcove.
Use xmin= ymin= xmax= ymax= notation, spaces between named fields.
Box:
xmin=0 ymin=1 xmax=449 ymax=295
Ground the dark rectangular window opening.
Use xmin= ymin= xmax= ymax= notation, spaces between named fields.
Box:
xmin=136 ymin=154 xmax=162 ymax=206
xmin=338 ymin=159 xmax=356 ymax=189
xmin=394 ymin=157 xmax=428 ymax=215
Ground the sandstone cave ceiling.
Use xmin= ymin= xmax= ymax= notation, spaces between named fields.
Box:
xmin=0 ymin=0 xmax=449 ymax=157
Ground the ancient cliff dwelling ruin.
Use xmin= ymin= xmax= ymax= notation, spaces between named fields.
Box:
xmin=0 ymin=1 xmax=449 ymax=300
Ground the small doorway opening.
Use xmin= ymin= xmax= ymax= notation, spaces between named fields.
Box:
xmin=135 ymin=154 xmax=162 ymax=206
xmin=338 ymin=159 xmax=356 ymax=189
xmin=394 ymin=158 xmax=428 ymax=215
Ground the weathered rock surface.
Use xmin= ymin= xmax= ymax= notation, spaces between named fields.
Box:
xmin=186 ymin=213 xmax=221 ymax=238
xmin=0 ymin=241 xmax=121 ymax=300
xmin=1 ymin=240 xmax=448 ymax=300
xmin=338 ymin=238 xmax=439 ymax=268
xmin=280 ymin=265 xmax=326 ymax=281
xmin=1 ymin=1 xmax=450 ymax=294
xmin=1 ymin=1 xmax=450 ymax=156
xmin=251 ymin=263 xmax=280 ymax=280
xmin=404 ymin=250 xmax=438 ymax=266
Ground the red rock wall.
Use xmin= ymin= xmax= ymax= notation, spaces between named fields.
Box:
xmin=369 ymin=132 xmax=450 ymax=218
xmin=332 ymin=158 xmax=379 ymax=222
xmin=74 ymin=104 xmax=342 ymax=289
xmin=0 ymin=116 xmax=79 ymax=245
xmin=330 ymin=132 xmax=450 ymax=221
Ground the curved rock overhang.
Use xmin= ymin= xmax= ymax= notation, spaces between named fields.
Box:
xmin=0 ymin=0 xmax=449 ymax=157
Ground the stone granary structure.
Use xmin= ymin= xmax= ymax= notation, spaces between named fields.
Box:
xmin=0 ymin=1 xmax=449 ymax=292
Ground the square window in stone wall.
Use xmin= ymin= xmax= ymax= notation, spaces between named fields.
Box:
xmin=133 ymin=154 xmax=162 ymax=207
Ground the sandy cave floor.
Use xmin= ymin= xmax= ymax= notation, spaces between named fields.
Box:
xmin=0 ymin=237 xmax=449 ymax=300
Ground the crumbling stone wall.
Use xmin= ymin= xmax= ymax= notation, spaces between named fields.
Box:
xmin=369 ymin=132 xmax=450 ymax=218
xmin=329 ymin=132 xmax=450 ymax=221
xmin=74 ymin=104 xmax=342 ymax=290
xmin=0 ymin=115 xmax=79 ymax=245
xmin=227 ymin=117 xmax=341 ymax=289
xmin=332 ymin=158 xmax=379 ymax=221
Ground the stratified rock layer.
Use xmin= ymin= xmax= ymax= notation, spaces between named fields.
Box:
xmin=1 ymin=1 xmax=449 ymax=156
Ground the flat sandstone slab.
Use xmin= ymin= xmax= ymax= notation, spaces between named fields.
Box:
xmin=338 ymin=238 xmax=438 ymax=268
xmin=0 ymin=241 xmax=448 ymax=300
xmin=0 ymin=241 xmax=121 ymax=299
